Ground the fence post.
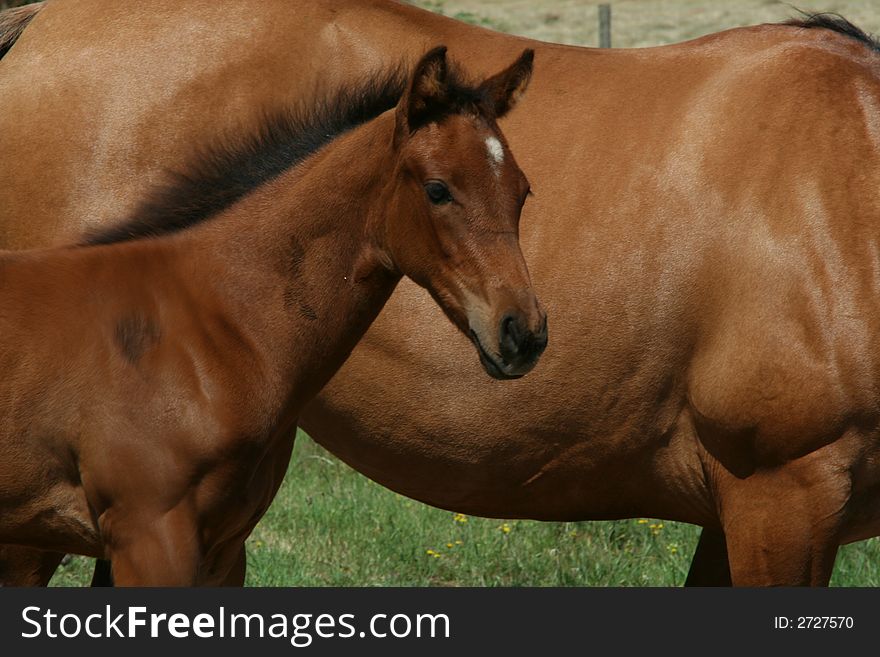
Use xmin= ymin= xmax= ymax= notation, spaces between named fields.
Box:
xmin=598 ymin=4 xmax=612 ymax=48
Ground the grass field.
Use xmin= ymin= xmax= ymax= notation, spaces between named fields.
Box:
xmin=39 ymin=0 xmax=880 ymax=586
xmin=50 ymin=433 xmax=880 ymax=587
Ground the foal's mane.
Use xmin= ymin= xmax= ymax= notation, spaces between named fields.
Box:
xmin=84 ymin=53 xmax=497 ymax=248
xmin=785 ymin=12 xmax=880 ymax=53
xmin=83 ymin=69 xmax=409 ymax=246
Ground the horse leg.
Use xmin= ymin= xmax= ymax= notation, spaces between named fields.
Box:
xmin=219 ymin=544 xmax=247 ymax=586
xmin=90 ymin=558 xmax=113 ymax=587
xmin=717 ymin=457 xmax=848 ymax=586
xmin=197 ymin=431 xmax=296 ymax=587
xmin=108 ymin=508 xmax=201 ymax=587
xmin=684 ymin=528 xmax=731 ymax=586
xmin=0 ymin=546 xmax=64 ymax=586
xmin=197 ymin=541 xmax=248 ymax=586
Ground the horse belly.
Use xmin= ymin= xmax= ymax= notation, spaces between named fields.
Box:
xmin=300 ymin=269 xmax=709 ymax=523
xmin=303 ymin=379 xmax=706 ymax=523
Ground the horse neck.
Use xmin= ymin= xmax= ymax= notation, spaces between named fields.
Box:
xmin=174 ymin=111 xmax=403 ymax=415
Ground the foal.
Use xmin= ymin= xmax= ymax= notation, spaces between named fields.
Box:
xmin=0 ymin=47 xmax=545 ymax=585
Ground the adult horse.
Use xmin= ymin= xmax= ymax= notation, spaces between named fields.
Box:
xmin=2 ymin=0 xmax=880 ymax=586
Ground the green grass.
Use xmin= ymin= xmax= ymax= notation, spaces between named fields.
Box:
xmin=50 ymin=431 xmax=880 ymax=587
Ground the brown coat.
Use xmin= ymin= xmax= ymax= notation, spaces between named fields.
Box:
xmin=1 ymin=0 xmax=879 ymax=585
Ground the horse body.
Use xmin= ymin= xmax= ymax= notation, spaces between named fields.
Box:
xmin=0 ymin=47 xmax=544 ymax=584
xmin=284 ymin=9 xmax=880 ymax=582
xmin=3 ymin=0 xmax=880 ymax=584
xmin=1 ymin=233 xmax=286 ymax=569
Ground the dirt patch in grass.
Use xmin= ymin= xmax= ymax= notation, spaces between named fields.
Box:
xmin=412 ymin=0 xmax=880 ymax=48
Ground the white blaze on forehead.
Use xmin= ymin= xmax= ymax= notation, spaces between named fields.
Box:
xmin=485 ymin=136 xmax=504 ymax=171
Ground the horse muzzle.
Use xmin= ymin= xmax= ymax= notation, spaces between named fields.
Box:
xmin=470 ymin=310 xmax=548 ymax=380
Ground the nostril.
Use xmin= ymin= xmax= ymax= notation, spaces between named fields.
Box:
xmin=534 ymin=325 xmax=548 ymax=357
xmin=502 ymin=314 xmax=516 ymax=337
xmin=536 ymin=315 xmax=548 ymax=344
xmin=499 ymin=314 xmax=522 ymax=358
xmin=496 ymin=311 xmax=547 ymax=371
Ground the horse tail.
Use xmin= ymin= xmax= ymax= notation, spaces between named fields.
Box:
xmin=0 ymin=2 xmax=43 ymax=60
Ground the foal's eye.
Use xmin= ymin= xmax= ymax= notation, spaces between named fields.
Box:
xmin=424 ymin=180 xmax=453 ymax=205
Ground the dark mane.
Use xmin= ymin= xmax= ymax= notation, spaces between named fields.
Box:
xmin=0 ymin=3 xmax=43 ymax=60
xmin=83 ymin=68 xmax=408 ymax=246
xmin=785 ymin=11 xmax=880 ymax=53
xmin=83 ymin=53 xmax=499 ymax=247
xmin=84 ymin=53 xmax=499 ymax=248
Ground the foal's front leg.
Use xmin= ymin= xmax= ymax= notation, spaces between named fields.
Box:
xmin=106 ymin=505 xmax=202 ymax=587
xmin=218 ymin=543 xmax=247 ymax=586
xmin=195 ymin=541 xmax=248 ymax=586
xmin=196 ymin=434 xmax=298 ymax=587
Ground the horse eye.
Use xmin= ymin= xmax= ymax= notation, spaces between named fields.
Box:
xmin=424 ymin=181 xmax=453 ymax=205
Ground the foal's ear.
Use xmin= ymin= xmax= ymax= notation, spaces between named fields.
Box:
xmin=478 ymin=49 xmax=534 ymax=118
xmin=397 ymin=45 xmax=449 ymax=136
